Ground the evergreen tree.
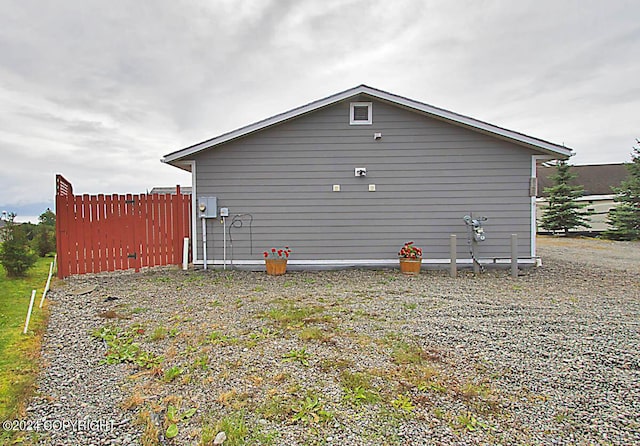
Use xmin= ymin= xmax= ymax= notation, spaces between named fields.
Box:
xmin=540 ymin=161 xmax=591 ymax=235
xmin=38 ymin=208 xmax=56 ymax=227
xmin=606 ymin=142 xmax=640 ymax=240
xmin=0 ymin=213 xmax=38 ymax=277
xmin=34 ymin=209 xmax=56 ymax=256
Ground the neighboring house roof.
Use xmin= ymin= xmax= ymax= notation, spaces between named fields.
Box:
xmin=537 ymin=163 xmax=629 ymax=197
xmin=162 ymin=84 xmax=572 ymax=169
xmin=149 ymin=186 xmax=192 ymax=195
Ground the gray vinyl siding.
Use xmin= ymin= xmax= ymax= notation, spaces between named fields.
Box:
xmin=192 ymin=97 xmax=536 ymax=263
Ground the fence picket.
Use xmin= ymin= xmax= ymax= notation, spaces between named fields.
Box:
xmin=97 ymin=194 xmax=107 ymax=272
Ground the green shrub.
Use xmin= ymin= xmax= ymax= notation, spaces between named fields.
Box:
xmin=35 ymin=209 xmax=56 ymax=257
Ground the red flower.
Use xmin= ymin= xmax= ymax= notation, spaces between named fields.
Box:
xmin=264 ymin=246 xmax=292 ymax=260
xmin=399 ymin=241 xmax=422 ymax=258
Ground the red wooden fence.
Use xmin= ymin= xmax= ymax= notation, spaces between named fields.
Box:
xmin=55 ymin=174 xmax=191 ymax=278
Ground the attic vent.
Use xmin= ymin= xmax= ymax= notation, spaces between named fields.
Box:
xmin=350 ymin=102 xmax=372 ymax=125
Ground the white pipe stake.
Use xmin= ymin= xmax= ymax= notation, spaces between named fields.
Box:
xmin=39 ymin=261 xmax=54 ymax=308
xmin=182 ymin=237 xmax=189 ymax=271
xmin=23 ymin=290 xmax=36 ymax=334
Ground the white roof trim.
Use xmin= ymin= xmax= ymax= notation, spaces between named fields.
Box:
xmin=538 ymin=194 xmax=616 ymax=202
xmin=162 ymin=85 xmax=573 ymax=164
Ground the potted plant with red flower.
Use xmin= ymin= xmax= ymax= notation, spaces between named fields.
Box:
xmin=263 ymin=246 xmax=291 ymax=275
xmin=398 ymin=241 xmax=422 ymax=275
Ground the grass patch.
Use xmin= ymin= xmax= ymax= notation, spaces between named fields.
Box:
xmin=340 ymin=370 xmax=380 ymax=406
xmin=298 ymin=326 xmax=332 ymax=343
xmin=0 ymin=257 xmax=51 ymax=426
xmin=262 ymin=303 xmax=327 ymax=329
xmin=211 ymin=411 xmax=249 ymax=445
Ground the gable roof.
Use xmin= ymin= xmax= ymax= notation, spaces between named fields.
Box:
xmin=537 ymin=163 xmax=629 ymax=197
xmin=162 ymin=84 xmax=573 ymax=169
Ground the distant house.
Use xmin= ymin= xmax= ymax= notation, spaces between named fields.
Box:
xmin=162 ymin=85 xmax=572 ymax=269
xmin=536 ymin=163 xmax=629 ymax=232
xmin=149 ymin=186 xmax=192 ymax=195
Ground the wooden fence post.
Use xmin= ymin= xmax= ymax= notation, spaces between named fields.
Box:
xmin=511 ymin=234 xmax=518 ymax=278
xmin=449 ymin=235 xmax=457 ymax=278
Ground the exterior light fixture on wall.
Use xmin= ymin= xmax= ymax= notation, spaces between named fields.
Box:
xmin=355 ymin=168 xmax=367 ymax=177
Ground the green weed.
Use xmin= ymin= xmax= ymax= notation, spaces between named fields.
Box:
xmin=418 ymin=381 xmax=447 ymax=393
xmin=291 ymin=394 xmax=333 ymax=424
xmin=455 ymin=411 xmax=489 ymax=432
xmin=282 ymin=348 xmax=311 ymax=367
xmin=340 ymin=370 xmax=380 ymax=405
xmin=391 ymin=394 xmax=415 ymax=413
xmin=207 ymin=331 xmax=237 ymax=345
xmin=165 ymin=404 xmax=196 ymax=439
xmin=163 ymin=366 xmax=183 ymax=383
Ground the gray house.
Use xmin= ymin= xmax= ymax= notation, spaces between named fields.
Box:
xmin=163 ymin=85 xmax=572 ymax=269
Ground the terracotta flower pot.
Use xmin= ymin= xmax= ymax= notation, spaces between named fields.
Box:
xmin=399 ymin=258 xmax=422 ymax=275
xmin=265 ymin=259 xmax=287 ymax=276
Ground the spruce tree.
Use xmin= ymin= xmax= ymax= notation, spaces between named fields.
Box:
xmin=0 ymin=213 xmax=38 ymax=277
xmin=606 ymin=142 xmax=640 ymax=240
xmin=540 ymin=161 xmax=591 ymax=235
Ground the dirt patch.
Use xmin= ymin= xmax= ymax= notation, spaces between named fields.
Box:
xmin=538 ymin=235 xmax=640 ymax=272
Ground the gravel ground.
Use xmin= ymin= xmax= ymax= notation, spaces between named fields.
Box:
xmin=24 ymin=237 xmax=639 ymax=445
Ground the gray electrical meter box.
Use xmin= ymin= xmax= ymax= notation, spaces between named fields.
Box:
xmin=197 ymin=197 xmax=217 ymax=218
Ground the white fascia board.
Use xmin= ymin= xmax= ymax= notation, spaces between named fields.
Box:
xmin=575 ymin=194 xmax=616 ymax=201
xmin=162 ymin=85 xmax=573 ymax=164
xmin=537 ymin=194 xmax=616 ymax=202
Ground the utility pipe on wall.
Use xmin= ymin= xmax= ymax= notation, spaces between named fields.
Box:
xmin=201 ymin=217 xmax=207 ymax=270
xmin=222 ymin=216 xmax=227 ymax=270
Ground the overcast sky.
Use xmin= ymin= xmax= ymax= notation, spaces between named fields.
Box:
xmin=1 ymin=0 xmax=638 ymax=220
